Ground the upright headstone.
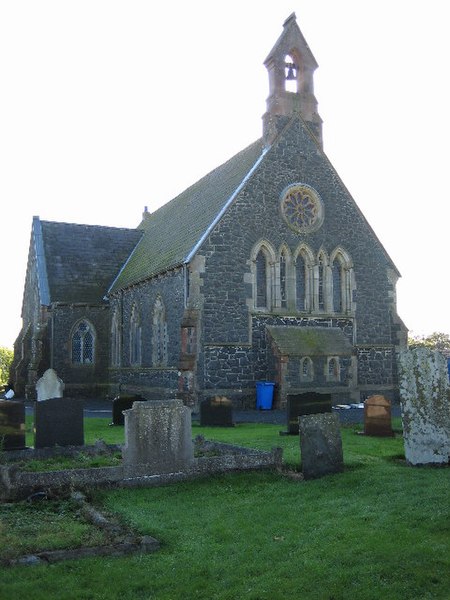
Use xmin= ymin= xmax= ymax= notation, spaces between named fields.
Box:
xmin=36 ymin=369 xmax=65 ymax=401
xmin=0 ymin=401 xmax=26 ymax=450
xmin=398 ymin=348 xmax=450 ymax=465
xmin=364 ymin=395 xmax=394 ymax=436
xmin=34 ymin=398 xmax=84 ymax=448
xmin=299 ymin=412 xmax=343 ymax=479
xmin=122 ymin=399 xmax=194 ymax=476
xmin=200 ymin=396 xmax=234 ymax=427
xmin=284 ymin=392 xmax=332 ymax=435
xmin=112 ymin=395 xmax=146 ymax=425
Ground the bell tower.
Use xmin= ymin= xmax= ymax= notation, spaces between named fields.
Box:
xmin=263 ymin=13 xmax=323 ymax=147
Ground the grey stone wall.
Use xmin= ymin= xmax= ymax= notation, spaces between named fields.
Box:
xmin=109 ymin=268 xmax=185 ymax=397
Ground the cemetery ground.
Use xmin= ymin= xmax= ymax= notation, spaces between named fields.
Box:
xmin=1 ymin=416 xmax=449 ymax=599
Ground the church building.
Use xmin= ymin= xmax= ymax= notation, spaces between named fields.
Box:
xmin=12 ymin=14 xmax=407 ymax=407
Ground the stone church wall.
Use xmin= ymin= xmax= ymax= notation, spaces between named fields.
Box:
xmin=108 ymin=268 xmax=184 ymax=398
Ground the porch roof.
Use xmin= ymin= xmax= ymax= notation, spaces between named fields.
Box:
xmin=267 ymin=326 xmax=353 ymax=356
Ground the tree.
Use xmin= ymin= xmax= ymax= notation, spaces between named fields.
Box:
xmin=0 ymin=346 xmax=13 ymax=385
xmin=408 ymin=332 xmax=450 ymax=355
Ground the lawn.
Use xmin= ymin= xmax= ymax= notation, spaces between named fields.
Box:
xmin=2 ymin=418 xmax=449 ymax=599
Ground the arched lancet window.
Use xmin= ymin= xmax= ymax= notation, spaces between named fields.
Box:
xmin=332 ymin=260 xmax=343 ymax=313
xmin=300 ymin=356 xmax=314 ymax=382
xmin=318 ymin=255 xmax=325 ymax=311
xmin=327 ymin=357 xmax=340 ymax=382
xmin=330 ymin=248 xmax=354 ymax=314
xmin=71 ymin=320 xmax=95 ymax=365
xmin=256 ymin=249 xmax=269 ymax=309
xmin=296 ymin=254 xmax=306 ymax=311
xmin=130 ymin=305 xmax=141 ymax=366
xmin=280 ymin=251 xmax=288 ymax=308
xmin=152 ymin=296 xmax=168 ymax=367
xmin=111 ymin=311 xmax=120 ymax=367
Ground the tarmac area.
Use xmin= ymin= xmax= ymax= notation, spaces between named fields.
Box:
xmin=24 ymin=399 xmax=401 ymax=425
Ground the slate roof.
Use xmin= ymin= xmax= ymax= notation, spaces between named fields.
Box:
xmin=39 ymin=220 xmax=143 ymax=304
xmin=267 ymin=326 xmax=353 ymax=356
xmin=109 ymin=138 xmax=265 ymax=293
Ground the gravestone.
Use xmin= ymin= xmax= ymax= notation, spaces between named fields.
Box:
xmin=283 ymin=392 xmax=332 ymax=435
xmin=122 ymin=399 xmax=194 ymax=476
xmin=398 ymin=348 xmax=450 ymax=465
xmin=364 ymin=395 xmax=394 ymax=436
xmin=36 ymin=368 xmax=65 ymax=401
xmin=0 ymin=400 xmax=26 ymax=450
xmin=200 ymin=396 xmax=234 ymax=426
xmin=112 ymin=394 xmax=146 ymax=425
xmin=34 ymin=397 xmax=84 ymax=448
xmin=299 ymin=412 xmax=343 ymax=479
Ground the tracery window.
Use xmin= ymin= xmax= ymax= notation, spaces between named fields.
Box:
xmin=71 ymin=320 xmax=95 ymax=365
xmin=152 ymin=296 xmax=168 ymax=366
xmin=130 ymin=305 xmax=141 ymax=366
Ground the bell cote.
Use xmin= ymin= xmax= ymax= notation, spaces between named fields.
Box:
xmin=263 ymin=13 xmax=323 ymax=147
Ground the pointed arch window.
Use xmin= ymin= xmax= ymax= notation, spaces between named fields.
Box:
xmin=130 ymin=305 xmax=141 ymax=366
xmin=300 ymin=357 xmax=314 ymax=382
xmin=327 ymin=357 xmax=340 ymax=383
xmin=318 ymin=255 xmax=325 ymax=311
xmin=330 ymin=248 xmax=354 ymax=314
xmin=111 ymin=311 xmax=121 ymax=367
xmin=72 ymin=320 xmax=95 ymax=365
xmin=332 ymin=260 xmax=343 ymax=313
xmin=296 ymin=254 xmax=306 ymax=311
xmin=153 ymin=296 xmax=168 ymax=367
xmin=280 ymin=251 xmax=288 ymax=308
xmin=256 ymin=249 xmax=269 ymax=309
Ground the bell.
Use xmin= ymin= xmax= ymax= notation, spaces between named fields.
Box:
xmin=286 ymin=63 xmax=296 ymax=80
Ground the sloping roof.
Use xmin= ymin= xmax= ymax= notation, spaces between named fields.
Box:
xmin=109 ymin=139 xmax=264 ymax=293
xmin=267 ymin=326 xmax=353 ymax=356
xmin=39 ymin=220 xmax=143 ymax=304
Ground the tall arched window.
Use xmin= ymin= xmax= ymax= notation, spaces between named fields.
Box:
xmin=280 ymin=250 xmax=288 ymax=308
xmin=71 ymin=320 xmax=95 ymax=364
xmin=330 ymin=248 xmax=354 ymax=314
xmin=130 ymin=305 xmax=141 ymax=366
xmin=296 ymin=254 xmax=306 ymax=311
xmin=111 ymin=311 xmax=120 ymax=367
xmin=256 ymin=249 xmax=269 ymax=309
xmin=152 ymin=296 xmax=168 ymax=366
xmin=332 ymin=259 xmax=343 ymax=313
xmin=318 ymin=255 xmax=325 ymax=311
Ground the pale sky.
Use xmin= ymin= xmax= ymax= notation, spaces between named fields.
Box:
xmin=1 ymin=0 xmax=449 ymax=349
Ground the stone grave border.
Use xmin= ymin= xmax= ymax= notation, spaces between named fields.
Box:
xmin=1 ymin=438 xmax=283 ymax=502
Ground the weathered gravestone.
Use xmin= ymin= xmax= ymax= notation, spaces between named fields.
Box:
xmin=282 ymin=392 xmax=332 ymax=435
xmin=364 ymin=395 xmax=394 ymax=437
xmin=0 ymin=400 xmax=26 ymax=450
xmin=200 ymin=396 xmax=234 ymax=427
xmin=34 ymin=398 xmax=84 ymax=448
xmin=112 ymin=394 xmax=146 ymax=425
xmin=299 ymin=412 xmax=343 ymax=479
xmin=122 ymin=399 xmax=194 ymax=476
xmin=398 ymin=348 xmax=450 ymax=465
xmin=36 ymin=368 xmax=65 ymax=401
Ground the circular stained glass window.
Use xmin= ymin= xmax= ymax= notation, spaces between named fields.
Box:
xmin=280 ymin=184 xmax=324 ymax=233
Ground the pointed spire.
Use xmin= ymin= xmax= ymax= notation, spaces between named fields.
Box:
xmin=262 ymin=13 xmax=323 ymax=147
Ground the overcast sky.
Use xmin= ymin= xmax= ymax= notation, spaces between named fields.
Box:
xmin=1 ymin=0 xmax=449 ymax=348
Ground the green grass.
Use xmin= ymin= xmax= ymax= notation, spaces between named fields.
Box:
xmin=2 ymin=418 xmax=449 ymax=599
